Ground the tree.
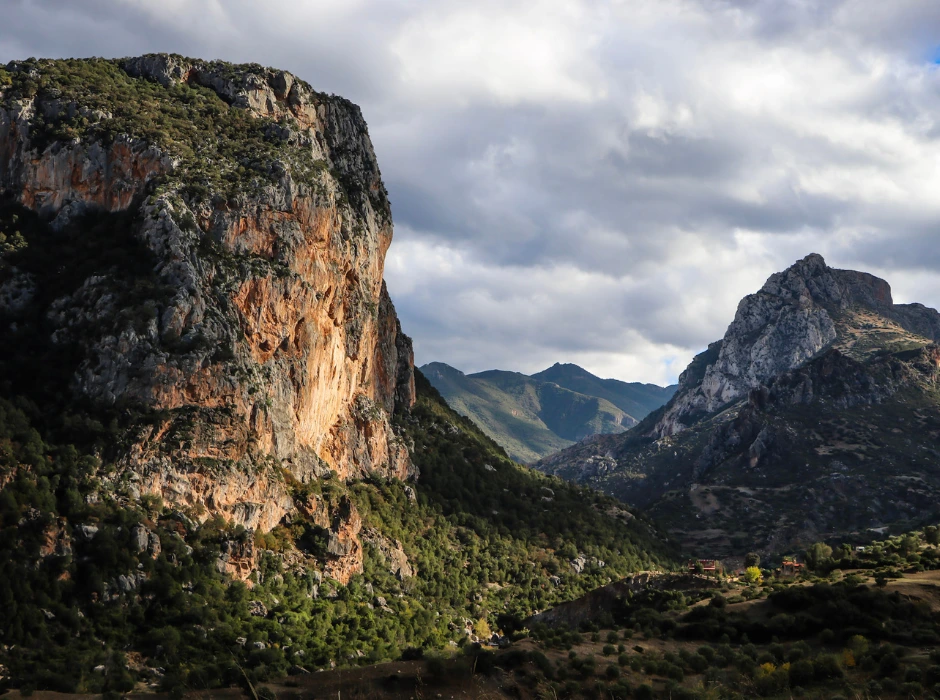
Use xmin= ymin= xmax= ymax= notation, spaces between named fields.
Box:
xmin=744 ymin=552 xmax=761 ymax=568
xmin=925 ymin=526 xmax=940 ymax=546
xmin=899 ymin=534 xmax=919 ymax=555
xmin=744 ymin=567 xmax=763 ymax=585
xmin=804 ymin=542 xmax=833 ymax=572
xmin=693 ymin=562 xmax=705 ymax=576
xmin=847 ymin=634 xmax=869 ymax=657
xmin=474 ymin=617 xmax=492 ymax=640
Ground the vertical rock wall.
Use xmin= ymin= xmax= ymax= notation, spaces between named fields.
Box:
xmin=0 ymin=55 xmax=415 ymax=543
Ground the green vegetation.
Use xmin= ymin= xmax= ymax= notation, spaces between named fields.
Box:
xmin=415 ymin=576 xmax=940 ymax=700
xmin=1 ymin=57 xmax=334 ymax=204
xmin=508 ymin=566 xmax=940 ymax=698
xmin=0 ymin=371 xmax=676 ymax=693
xmin=799 ymin=528 xmax=940 ymax=576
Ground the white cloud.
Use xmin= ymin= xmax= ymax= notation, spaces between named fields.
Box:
xmin=3 ymin=0 xmax=940 ymax=385
xmin=390 ymin=0 xmax=606 ymax=106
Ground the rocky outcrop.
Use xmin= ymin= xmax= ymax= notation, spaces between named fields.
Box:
xmin=39 ymin=519 xmax=72 ymax=558
xmin=217 ymin=537 xmax=257 ymax=583
xmin=0 ymin=94 xmax=171 ymax=229
xmin=322 ymin=497 xmax=363 ymax=584
xmin=655 ymin=254 xmax=940 ymax=437
xmin=533 ymin=255 xmax=940 ymax=555
xmin=362 ymin=527 xmax=415 ymax=580
xmin=0 ymin=56 xmax=416 ymax=539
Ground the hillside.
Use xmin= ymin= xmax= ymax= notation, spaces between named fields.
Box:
xmin=533 ymin=362 xmax=676 ymax=420
xmin=0 ymin=55 xmax=676 ymax=693
xmin=536 ymin=254 xmax=940 ymax=557
xmin=421 ymin=362 xmax=675 ymax=463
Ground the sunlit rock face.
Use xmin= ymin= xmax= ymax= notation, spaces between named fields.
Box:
xmin=654 ymin=253 xmax=940 ymax=437
xmin=0 ymin=55 xmax=415 ymax=537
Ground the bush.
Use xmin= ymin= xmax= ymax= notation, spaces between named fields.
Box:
xmin=696 ymin=645 xmax=716 ymax=663
xmin=789 ymin=659 xmax=814 ymax=686
xmin=878 ymin=652 xmax=900 ymax=678
xmin=814 ymin=654 xmax=843 ymax=680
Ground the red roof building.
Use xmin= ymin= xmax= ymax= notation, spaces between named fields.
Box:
xmin=688 ymin=559 xmax=719 ymax=572
xmin=780 ymin=560 xmax=804 ymax=577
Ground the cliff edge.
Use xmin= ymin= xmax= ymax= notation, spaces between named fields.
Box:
xmin=0 ymin=55 xmax=414 ymax=546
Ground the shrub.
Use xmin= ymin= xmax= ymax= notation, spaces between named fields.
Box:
xmin=744 ymin=567 xmax=763 ymax=584
xmin=789 ymin=659 xmax=814 ymax=686
xmin=697 ymin=645 xmax=716 ymax=663
xmin=813 ymin=654 xmax=843 ymax=680
xmin=877 ymin=652 xmax=900 ymax=678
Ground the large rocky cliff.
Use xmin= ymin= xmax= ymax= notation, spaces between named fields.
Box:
xmin=0 ymin=55 xmax=414 ymax=558
xmin=0 ymin=56 xmax=680 ymax=692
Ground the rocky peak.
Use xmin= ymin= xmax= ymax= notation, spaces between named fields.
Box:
xmin=655 ymin=254 xmax=940 ymax=436
xmin=758 ymin=253 xmax=893 ymax=312
xmin=0 ymin=56 xmax=415 ymax=535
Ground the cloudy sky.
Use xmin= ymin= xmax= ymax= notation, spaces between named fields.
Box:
xmin=3 ymin=0 xmax=940 ymax=385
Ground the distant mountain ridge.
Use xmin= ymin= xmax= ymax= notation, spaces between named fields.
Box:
xmin=420 ymin=361 xmax=676 ymax=463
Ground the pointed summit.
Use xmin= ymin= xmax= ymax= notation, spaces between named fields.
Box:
xmin=655 ymin=254 xmax=939 ymax=436
xmin=533 ymin=254 xmax=940 ymax=556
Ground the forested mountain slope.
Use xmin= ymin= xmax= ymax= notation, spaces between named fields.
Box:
xmin=0 ymin=55 xmax=676 ymax=693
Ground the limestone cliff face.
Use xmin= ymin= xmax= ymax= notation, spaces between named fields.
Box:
xmin=655 ymin=253 xmax=940 ymax=436
xmin=0 ymin=55 xmax=415 ymax=546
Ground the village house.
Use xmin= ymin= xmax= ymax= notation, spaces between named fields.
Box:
xmin=688 ymin=559 xmax=719 ymax=574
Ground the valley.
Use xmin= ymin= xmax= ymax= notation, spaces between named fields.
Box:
xmin=422 ymin=362 xmax=674 ymax=463
xmin=2 ymin=52 xmax=940 ymax=700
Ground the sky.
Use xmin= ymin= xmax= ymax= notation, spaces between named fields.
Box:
xmin=3 ymin=0 xmax=940 ymax=385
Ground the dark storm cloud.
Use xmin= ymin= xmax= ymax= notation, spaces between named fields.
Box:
xmin=3 ymin=0 xmax=940 ymax=384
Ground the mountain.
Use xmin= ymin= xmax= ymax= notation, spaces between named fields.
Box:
xmin=536 ymin=254 xmax=940 ymax=557
xmin=0 ymin=55 xmax=675 ymax=693
xmin=420 ymin=361 xmax=675 ymax=462
xmin=532 ymin=362 xmax=677 ymax=419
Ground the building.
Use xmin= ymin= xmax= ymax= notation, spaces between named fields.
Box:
xmin=779 ymin=560 xmax=804 ymax=577
xmin=688 ymin=559 xmax=719 ymax=573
